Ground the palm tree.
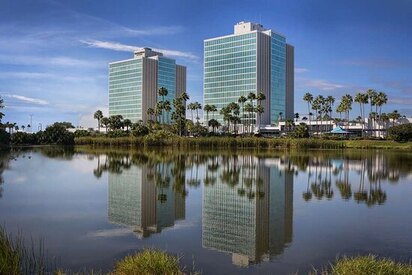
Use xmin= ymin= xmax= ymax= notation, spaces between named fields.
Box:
xmin=278 ymin=112 xmax=283 ymax=122
xmin=158 ymin=87 xmax=168 ymax=103
xmin=367 ymin=89 xmax=377 ymax=115
xmin=244 ymin=103 xmax=253 ymax=134
xmin=326 ymin=96 xmax=335 ymax=129
xmin=341 ymin=94 xmax=353 ymax=130
xmin=94 ymin=110 xmax=103 ymax=132
xmin=247 ymin=92 xmax=256 ymax=132
xmin=388 ymin=110 xmax=400 ymax=127
xmin=147 ymin=107 xmax=155 ymax=122
xmin=208 ymin=119 xmax=220 ymax=133
xmin=238 ymin=96 xmax=247 ymax=133
xmin=294 ymin=112 xmax=299 ymax=122
xmin=21 ymin=125 xmax=25 ymax=132
xmin=101 ymin=117 xmax=110 ymax=133
xmin=187 ymin=102 xmax=195 ymax=123
xmin=156 ymin=102 xmax=164 ymax=123
xmin=375 ymin=91 xmax=388 ymax=135
xmin=303 ymin=92 xmax=313 ymax=129
xmin=180 ymin=92 xmax=189 ymax=102
xmin=220 ymin=106 xmax=232 ymax=132
xmin=256 ymin=105 xmax=264 ymax=131
xmin=203 ymin=104 xmax=213 ymax=127
xmin=163 ymin=101 xmax=171 ymax=123
xmin=123 ymin=119 xmax=132 ymax=131
xmin=256 ymin=92 xmax=266 ymax=130
xmin=194 ymin=102 xmax=202 ymax=124
xmin=354 ymin=92 xmax=366 ymax=136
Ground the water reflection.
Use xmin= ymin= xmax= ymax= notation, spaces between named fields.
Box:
xmin=1 ymin=147 xmax=411 ymax=271
xmin=297 ymin=152 xmax=411 ymax=206
xmin=95 ymin=154 xmax=187 ymax=238
xmin=202 ymin=156 xmax=293 ymax=266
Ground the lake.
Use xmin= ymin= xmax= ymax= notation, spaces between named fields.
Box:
xmin=0 ymin=147 xmax=411 ymax=274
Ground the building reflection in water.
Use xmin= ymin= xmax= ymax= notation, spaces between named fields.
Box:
xmin=108 ymin=162 xmax=185 ymax=238
xmin=202 ymin=156 xmax=293 ymax=267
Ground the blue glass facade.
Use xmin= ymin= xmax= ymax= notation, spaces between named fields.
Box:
xmin=204 ymin=33 xmax=257 ymax=123
xmin=204 ymin=24 xmax=290 ymax=126
xmin=270 ymin=33 xmax=286 ymax=123
xmin=157 ymin=57 xmax=176 ymax=123
xmin=109 ymin=59 xmax=143 ymax=122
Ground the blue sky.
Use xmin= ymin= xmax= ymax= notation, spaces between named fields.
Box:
xmin=1 ymin=0 xmax=411 ymax=128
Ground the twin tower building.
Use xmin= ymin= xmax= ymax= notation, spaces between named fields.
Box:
xmin=109 ymin=22 xmax=294 ymax=126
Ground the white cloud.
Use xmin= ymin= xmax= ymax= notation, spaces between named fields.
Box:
xmin=81 ymin=40 xmax=199 ymax=61
xmin=86 ymin=228 xmax=132 ymax=238
xmin=0 ymin=54 xmax=104 ymax=68
xmin=295 ymin=67 xmax=308 ymax=73
xmin=0 ymin=71 xmax=105 ymax=82
xmin=299 ymin=78 xmax=345 ymax=91
xmin=4 ymin=94 xmax=49 ymax=105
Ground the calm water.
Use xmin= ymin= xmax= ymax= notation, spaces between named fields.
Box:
xmin=0 ymin=147 xmax=411 ymax=274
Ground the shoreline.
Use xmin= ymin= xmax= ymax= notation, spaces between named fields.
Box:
xmin=74 ymin=136 xmax=412 ymax=150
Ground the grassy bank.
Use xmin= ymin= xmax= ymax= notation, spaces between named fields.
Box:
xmin=318 ymin=255 xmax=412 ymax=275
xmin=0 ymin=226 xmax=49 ymax=275
xmin=75 ymin=135 xmax=412 ymax=150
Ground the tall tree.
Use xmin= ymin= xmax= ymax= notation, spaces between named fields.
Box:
xmin=247 ymin=92 xmax=256 ymax=132
xmin=147 ymin=107 xmax=155 ymax=122
xmin=303 ymin=92 xmax=313 ymax=128
xmin=256 ymin=92 xmax=266 ymax=131
xmin=163 ymin=101 xmax=171 ymax=123
xmin=194 ymin=102 xmax=202 ymax=124
xmin=238 ymin=96 xmax=247 ymax=133
xmin=101 ymin=117 xmax=110 ymax=133
xmin=94 ymin=110 xmax=103 ymax=132
xmin=123 ymin=119 xmax=132 ymax=131
xmin=203 ymin=104 xmax=213 ymax=127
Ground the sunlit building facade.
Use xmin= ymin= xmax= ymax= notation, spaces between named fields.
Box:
xmin=109 ymin=48 xmax=186 ymax=123
xmin=204 ymin=22 xmax=294 ymax=126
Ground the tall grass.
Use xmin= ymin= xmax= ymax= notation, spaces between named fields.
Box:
xmin=112 ymin=249 xmax=182 ymax=275
xmin=312 ymin=255 xmax=412 ymax=275
xmin=75 ymin=135 xmax=358 ymax=149
xmin=0 ymin=226 xmax=51 ymax=275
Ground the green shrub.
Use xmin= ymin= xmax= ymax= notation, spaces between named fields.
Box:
xmin=290 ymin=123 xmax=310 ymax=138
xmin=107 ymin=130 xmax=129 ymax=138
xmin=0 ymin=129 xmax=10 ymax=146
xmin=132 ymin=124 xmax=149 ymax=137
xmin=37 ymin=124 xmax=74 ymax=145
xmin=144 ymin=130 xmax=176 ymax=146
xmin=0 ymin=227 xmax=20 ymax=275
xmin=327 ymin=255 xmax=412 ymax=275
xmin=10 ymin=132 xmax=38 ymax=145
xmin=73 ymin=130 xmax=90 ymax=138
xmin=388 ymin=123 xmax=412 ymax=142
xmin=112 ymin=249 xmax=182 ymax=275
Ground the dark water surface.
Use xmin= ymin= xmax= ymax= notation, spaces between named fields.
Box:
xmin=0 ymin=147 xmax=411 ymax=274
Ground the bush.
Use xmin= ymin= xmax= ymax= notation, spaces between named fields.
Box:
xmin=10 ymin=132 xmax=38 ymax=145
xmin=37 ymin=124 xmax=74 ymax=145
xmin=112 ymin=249 xmax=182 ymax=275
xmin=107 ymin=130 xmax=129 ymax=138
xmin=328 ymin=255 xmax=412 ymax=275
xmin=144 ymin=130 xmax=176 ymax=146
xmin=132 ymin=124 xmax=149 ymax=137
xmin=0 ymin=129 xmax=10 ymax=146
xmin=73 ymin=130 xmax=90 ymax=138
xmin=388 ymin=123 xmax=412 ymax=142
xmin=290 ymin=123 xmax=309 ymax=138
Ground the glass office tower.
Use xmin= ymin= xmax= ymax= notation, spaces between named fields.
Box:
xmin=204 ymin=22 xmax=294 ymax=126
xmin=109 ymin=48 xmax=186 ymax=124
